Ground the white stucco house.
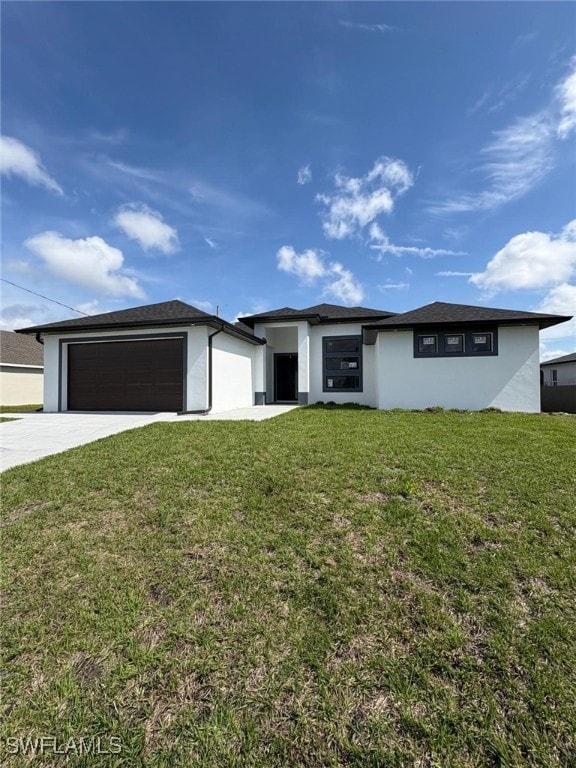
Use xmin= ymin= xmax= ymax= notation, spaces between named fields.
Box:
xmin=17 ymin=299 xmax=572 ymax=414
xmin=540 ymin=352 xmax=576 ymax=387
xmin=0 ymin=330 xmax=44 ymax=406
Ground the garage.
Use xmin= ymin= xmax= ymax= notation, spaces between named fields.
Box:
xmin=67 ymin=337 xmax=184 ymax=412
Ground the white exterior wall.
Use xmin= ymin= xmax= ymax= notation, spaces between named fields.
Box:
xmin=43 ymin=335 xmax=60 ymax=412
xmin=211 ymin=332 xmax=254 ymax=412
xmin=297 ymin=321 xmax=310 ymax=400
xmin=0 ymin=366 xmax=44 ymax=405
xmin=541 ymin=361 xmax=576 ymax=386
xmin=376 ymin=325 xmax=541 ymax=412
xmin=187 ymin=327 xmax=209 ymax=411
xmin=253 ymin=345 xmax=266 ymax=401
xmin=41 ymin=326 xmax=209 ymax=412
xmin=309 ymin=323 xmax=377 ymax=407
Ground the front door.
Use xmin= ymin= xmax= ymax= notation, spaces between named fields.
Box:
xmin=274 ymin=353 xmax=298 ymax=402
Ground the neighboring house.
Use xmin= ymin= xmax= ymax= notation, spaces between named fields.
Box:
xmin=0 ymin=330 xmax=44 ymax=406
xmin=17 ymin=299 xmax=571 ymax=414
xmin=540 ymin=352 xmax=576 ymax=386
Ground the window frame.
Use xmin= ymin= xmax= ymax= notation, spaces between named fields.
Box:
xmin=414 ymin=328 xmax=498 ymax=358
xmin=323 ymin=335 xmax=363 ymax=392
xmin=417 ymin=335 xmax=438 ymax=355
xmin=443 ymin=333 xmax=465 ymax=354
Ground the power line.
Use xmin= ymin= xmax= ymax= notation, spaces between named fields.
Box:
xmin=0 ymin=278 xmax=90 ymax=316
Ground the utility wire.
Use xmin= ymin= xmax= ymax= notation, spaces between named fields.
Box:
xmin=0 ymin=278 xmax=90 ymax=316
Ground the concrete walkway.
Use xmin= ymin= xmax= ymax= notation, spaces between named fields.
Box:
xmin=0 ymin=406 xmax=298 ymax=472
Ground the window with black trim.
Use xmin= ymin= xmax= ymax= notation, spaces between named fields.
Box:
xmin=414 ymin=329 xmax=498 ymax=358
xmin=470 ymin=332 xmax=492 ymax=353
xmin=323 ymin=336 xmax=362 ymax=391
xmin=417 ymin=335 xmax=438 ymax=354
xmin=444 ymin=334 xmax=464 ymax=353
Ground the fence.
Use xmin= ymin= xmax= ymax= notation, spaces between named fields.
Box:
xmin=541 ymin=385 xmax=576 ymax=414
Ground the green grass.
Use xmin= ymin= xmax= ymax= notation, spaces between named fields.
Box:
xmin=0 ymin=418 xmax=18 ymax=423
xmin=0 ymin=404 xmax=42 ymax=413
xmin=1 ymin=408 xmax=575 ymax=767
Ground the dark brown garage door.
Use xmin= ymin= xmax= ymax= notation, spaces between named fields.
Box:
xmin=68 ymin=338 xmax=184 ymax=412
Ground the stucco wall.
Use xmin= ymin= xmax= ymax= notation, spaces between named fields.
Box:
xmin=376 ymin=324 xmax=541 ymax=412
xmin=42 ymin=326 xmax=209 ymax=412
xmin=0 ymin=366 xmax=44 ymax=405
xmin=541 ymin=361 xmax=576 ymax=386
xmin=309 ymin=323 xmax=377 ymax=407
xmin=211 ymin=332 xmax=254 ymax=412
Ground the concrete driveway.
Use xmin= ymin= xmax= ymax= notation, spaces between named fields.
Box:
xmin=0 ymin=406 xmax=297 ymax=472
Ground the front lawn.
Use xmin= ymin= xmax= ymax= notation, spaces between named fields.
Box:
xmin=1 ymin=408 xmax=575 ymax=767
xmin=0 ymin=404 xmax=42 ymax=413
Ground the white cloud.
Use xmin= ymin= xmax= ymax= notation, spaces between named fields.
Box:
xmin=536 ymin=283 xmax=576 ymax=342
xmin=378 ymin=281 xmax=409 ymax=291
xmin=430 ymin=112 xmax=555 ymax=214
xmin=4 ymin=259 xmax=39 ymax=278
xmin=471 ymin=220 xmax=576 ymax=292
xmin=369 ymin=223 xmax=465 ymax=259
xmin=24 ymin=231 xmax=144 ymax=298
xmin=0 ymin=303 xmax=51 ymax=331
xmin=105 ymin=158 xmax=163 ymax=182
xmin=437 ymin=271 xmax=475 ymax=277
xmin=74 ymin=300 xmax=101 ymax=316
xmin=431 ymin=61 xmax=576 ymax=215
xmin=339 ymin=20 xmax=393 ymax=33
xmin=297 ymin=165 xmax=312 ymax=185
xmin=204 ymin=237 xmax=217 ymax=250
xmin=277 ymin=246 xmax=329 ymax=285
xmin=189 ymin=298 xmax=213 ymax=311
xmin=540 ymin=345 xmax=575 ymax=362
xmin=467 ymin=90 xmax=491 ymax=117
xmin=323 ymin=262 xmax=364 ymax=305
xmin=276 ymin=245 xmax=364 ymax=305
xmin=89 ymin=128 xmax=128 ymax=145
xmin=113 ymin=203 xmax=179 ymax=254
xmin=557 ymin=66 xmax=576 ymax=139
xmin=0 ymin=135 xmax=63 ymax=195
xmin=317 ymin=157 xmax=413 ymax=239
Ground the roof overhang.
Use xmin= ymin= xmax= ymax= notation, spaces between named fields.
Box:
xmin=540 ymin=358 xmax=576 ymax=367
xmin=364 ymin=316 xmax=573 ymax=332
xmin=18 ymin=318 xmax=266 ymax=346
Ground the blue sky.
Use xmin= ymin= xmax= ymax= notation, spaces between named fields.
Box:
xmin=1 ymin=1 xmax=575 ymax=358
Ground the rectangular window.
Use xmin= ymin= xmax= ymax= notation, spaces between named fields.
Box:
xmin=470 ymin=332 xmax=493 ymax=353
xmin=552 ymin=369 xmax=558 ymax=386
xmin=325 ymin=356 xmax=359 ymax=370
xmin=325 ymin=375 xmax=361 ymax=390
xmin=325 ymin=338 xmax=360 ymax=353
xmin=323 ymin=336 xmax=362 ymax=392
xmin=417 ymin=335 xmax=438 ymax=354
xmin=444 ymin=334 xmax=464 ymax=353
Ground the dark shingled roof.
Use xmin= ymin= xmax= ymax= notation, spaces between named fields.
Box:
xmin=0 ymin=331 xmax=44 ymax=366
xmin=540 ymin=352 xmax=576 ymax=366
xmin=364 ymin=302 xmax=572 ymax=331
xmin=234 ymin=321 xmax=255 ymax=336
xmin=240 ymin=303 xmax=395 ymax=327
xmin=15 ymin=300 xmax=265 ymax=344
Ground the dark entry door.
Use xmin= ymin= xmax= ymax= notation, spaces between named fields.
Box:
xmin=274 ymin=353 xmax=298 ymax=402
xmin=68 ymin=338 xmax=184 ymax=412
